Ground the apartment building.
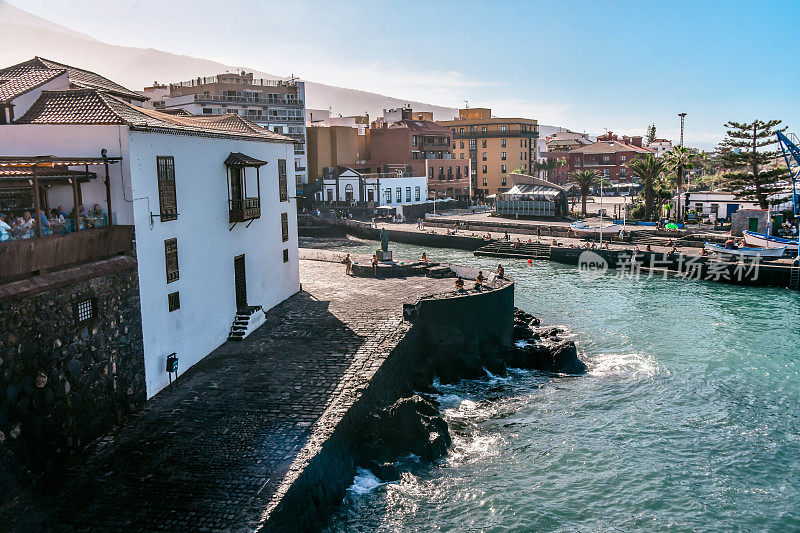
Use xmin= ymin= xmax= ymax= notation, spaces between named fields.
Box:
xmin=306 ymin=125 xmax=368 ymax=182
xmin=545 ymin=131 xmax=593 ymax=184
xmin=439 ymin=108 xmax=538 ymax=199
xmin=425 ymin=159 xmax=473 ymax=201
xmin=565 ymin=132 xmax=654 ymax=183
xmin=141 ymin=72 xmax=308 ymax=194
xmin=367 ymin=107 xmax=453 ymax=176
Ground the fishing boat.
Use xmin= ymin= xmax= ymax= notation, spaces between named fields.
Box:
xmin=569 ymin=221 xmax=620 ymax=237
xmin=742 ymin=230 xmax=798 ymax=252
xmin=704 ymin=242 xmax=786 ymax=258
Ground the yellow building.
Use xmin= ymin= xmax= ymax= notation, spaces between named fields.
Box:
xmin=439 ymin=108 xmax=538 ymax=198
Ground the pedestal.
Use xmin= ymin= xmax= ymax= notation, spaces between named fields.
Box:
xmin=377 ymin=249 xmax=392 ymax=262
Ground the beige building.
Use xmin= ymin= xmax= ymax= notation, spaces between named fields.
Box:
xmin=440 ymin=108 xmax=538 ymax=198
xmin=306 ymin=125 xmax=368 ymax=182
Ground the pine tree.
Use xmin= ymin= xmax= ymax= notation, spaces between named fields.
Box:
xmin=645 ymin=124 xmax=657 ymax=145
xmin=721 ymin=120 xmax=788 ymax=209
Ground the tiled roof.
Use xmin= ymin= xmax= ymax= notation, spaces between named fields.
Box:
xmin=15 ymin=89 xmax=296 ymax=143
xmin=0 ymin=69 xmax=66 ymax=103
xmin=569 ymin=140 xmax=654 ymax=155
xmin=0 ymin=57 xmax=146 ymax=102
xmin=394 ymin=119 xmax=449 ymax=132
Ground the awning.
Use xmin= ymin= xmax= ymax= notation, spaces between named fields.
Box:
xmin=0 ymin=156 xmax=121 ymax=167
xmin=224 ymin=152 xmax=267 ymax=167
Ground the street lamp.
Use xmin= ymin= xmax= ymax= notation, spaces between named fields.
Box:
xmin=677 ymin=112 xmax=687 ymax=221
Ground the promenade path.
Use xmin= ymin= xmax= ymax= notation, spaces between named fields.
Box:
xmin=3 ymin=260 xmax=456 ymax=531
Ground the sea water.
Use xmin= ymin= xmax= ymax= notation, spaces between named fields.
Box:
xmin=308 ymin=238 xmax=800 ymax=531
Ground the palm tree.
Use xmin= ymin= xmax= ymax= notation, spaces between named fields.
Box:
xmin=626 ymin=155 xmax=667 ymax=221
xmin=570 ymin=169 xmax=597 ymax=216
xmin=664 ymin=146 xmax=695 ymax=220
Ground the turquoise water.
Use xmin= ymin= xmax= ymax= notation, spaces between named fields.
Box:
xmin=309 ymin=238 xmax=800 ymax=532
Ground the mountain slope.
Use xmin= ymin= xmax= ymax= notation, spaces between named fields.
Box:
xmin=0 ymin=6 xmax=457 ymax=120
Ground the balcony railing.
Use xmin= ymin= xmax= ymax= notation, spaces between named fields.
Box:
xmin=191 ymin=94 xmax=303 ymax=106
xmin=0 ymin=225 xmax=134 ymax=282
xmin=452 ymin=130 xmax=539 ymax=139
xmin=229 ymin=197 xmax=261 ymax=223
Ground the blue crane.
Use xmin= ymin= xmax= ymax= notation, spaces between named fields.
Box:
xmin=777 ymin=130 xmax=800 ymax=217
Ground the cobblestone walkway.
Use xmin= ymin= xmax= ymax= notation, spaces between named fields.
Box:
xmin=3 ymin=260 xmax=453 ymax=532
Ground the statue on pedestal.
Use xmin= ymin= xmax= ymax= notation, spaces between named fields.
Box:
xmin=377 ymin=228 xmax=392 ymax=261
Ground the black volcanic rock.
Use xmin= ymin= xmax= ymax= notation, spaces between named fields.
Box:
xmin=358 ymin=395 xmax=452 ymax=475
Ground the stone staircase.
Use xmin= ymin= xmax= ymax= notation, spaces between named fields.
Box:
xmin=228 ymin=305 xmax=265 ymax=341
xmin=474 ymin=240 xmax=552 ymax=259
xmin=791 ymin=265 xmax=800 ymax=290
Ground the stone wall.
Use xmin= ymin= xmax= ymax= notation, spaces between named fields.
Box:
xmin=324 ymin=219 xmax=488 ymax=251
xmin=0 ymin=259 xmax=146 ymax=503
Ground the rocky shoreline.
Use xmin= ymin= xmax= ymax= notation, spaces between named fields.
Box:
xmin=354 ymin=307 xmax=586 ymax=483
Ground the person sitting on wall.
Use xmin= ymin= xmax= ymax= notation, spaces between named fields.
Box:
xmin=504 ymin=232 xmax=510 ymax=241
xmin=669 ymin=246 xmax=678 ymax=255
xmin=455 ymin=277 xmax=466 ymax=293
xmin=646 ymin=244 xmax=652 ymax=252
xmin=474 ymin=271 xmax=486 ymax=291
xmin=497 ymin=264 xmax=505 ymax=279
xmin=421 ymin=252 xmax=428 ymax=263
xmin=371 ymin=254 xmax=379 ymax=277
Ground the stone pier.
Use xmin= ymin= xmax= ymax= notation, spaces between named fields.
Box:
xmin=2 ymin=257 xmax=514 ymax=531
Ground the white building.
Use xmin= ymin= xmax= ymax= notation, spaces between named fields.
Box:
xmin=140 ymin=72 xmax=308 ymax=196
xmin=314 ymin=168 xmax=428 ymax=206
xmin=0 ymin=60 xmax=300 ymax=398
xmin=648 ymin=138 xmax=673 ymax=157
xmin=676 ymin=191 xmax=759 ymax=221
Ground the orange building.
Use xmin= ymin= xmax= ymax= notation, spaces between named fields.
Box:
xmin=439 ymin=108 xmax=538 ymax=199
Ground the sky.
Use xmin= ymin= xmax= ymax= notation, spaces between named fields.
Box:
xmin=10 ymin=0 xmax=800 ymax=150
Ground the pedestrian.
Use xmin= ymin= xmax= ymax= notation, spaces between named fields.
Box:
xmin=344 ymin=253 xmax=352 ymax=276
xmin=497 ymin=264 xmax=504 ymax=279
xmin=371 ymin=254 xmax=378 ymax=277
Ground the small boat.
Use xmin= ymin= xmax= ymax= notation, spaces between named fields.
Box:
xmin=569 ymin=221 xmax=620 ymax=237
xmin=742 ymin=230 xmax=798 ymax=252
xmin=704 ymin=242 xmax=786 ymax=258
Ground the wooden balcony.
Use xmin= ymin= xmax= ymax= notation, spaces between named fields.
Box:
xmin=0 ymin=225 xmax=134 ymax=282
xmin=229 ymin=198 xmax=261 ymax=222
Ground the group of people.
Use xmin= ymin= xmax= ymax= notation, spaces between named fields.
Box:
xmin=0 ymin=203 xmax=107 ymax=242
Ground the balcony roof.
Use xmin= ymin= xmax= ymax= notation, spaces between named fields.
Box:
xmin=224 ymin=152 xmax=267 ymax=167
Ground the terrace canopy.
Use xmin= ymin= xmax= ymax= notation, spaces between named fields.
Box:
xmin=0 ymin=155 xmax=121 ymax=238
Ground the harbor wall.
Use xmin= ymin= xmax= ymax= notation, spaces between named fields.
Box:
xmin=0 ymin=258 xmax=146 ymax=503
xmin=263 ymin=275 xmax=514 ymax=531
xmin=309 ymin=219 xmax=488 ymax=251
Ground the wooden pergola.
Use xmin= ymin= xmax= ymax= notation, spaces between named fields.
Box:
xmin=0 ymin=155 xmax=122 ymax=238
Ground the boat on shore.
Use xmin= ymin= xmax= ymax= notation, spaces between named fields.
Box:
xmin=704 ymin=242 xmax=786 ymax=258
xmin=569 ymin=221 xmax=620 ymax=237
xmin=742 ymin=231 xmax=798 ymax=252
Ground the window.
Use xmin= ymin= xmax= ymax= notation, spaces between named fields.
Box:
xmin=459 ymin=127 xmax=465 ymax=134
xmin=482 ymin=152 xmax=487 ymax=161
xmin=621 ymin=155 xmax=627 ymax=162
xmin=501 ymin=139 xmax=507 ymax=148
xmin=396 ymin=187 xmax=402 ymax=202
xmin=278 ymin=159 xmax=288 ymax=202
xmin=482 ymin=177 xmax=488 ymax=186
xmin=464 ymin=166 xmax=469 ymax=176
xmin=501 ymin=164 xmax=507 ymax=173
xmin=575 ymin=157 xmax=581 ymax=167
xmin=460 ymin=141 xmax=464 ymax=149
xmin=283 ymin=249 xmax=289 ymax=263
xmin=428 ymin=167 xmax=434 ymax=179
xmin=459 ymin=153 xmax=464 ymax=159
xmin=469 ymin=139 xmax=476 ymax=150
xmin=281 ymin=212 xmax=289 ymax=242
xmin=406 ymin=187 xmax=412 ymax=202
xmin=74 ymin=297 xmax=97 ymax=326
xmin=482 ymin=165 xmax=487 ymax=174
xmin=168 ymin=291 xmax=180 ymax=312
xmin=202 ymin=108 xmax=213 ymax=114
xmin=620 ymin=168 xmax=627 ymax=177
xmin=439 ymin=166 xmax=444 ymax=177
xmin=481 ymin=126 xmax=487 ymax=132
xmin=156 ymin=156 xmax=177 ymax=221
xmin=521 ymin=139 xmax=524 ymax=147
xmin=501 ymin=177 xmax=507 ymax=186
xmin=385 ymin=189 xmax=392 ymax=203
xmin=165 ymin=238 xmax=179 ymax=283
xmin=501 ymin=152 xmax=507 ymax=161
xmin=470 ymin=126 xmax=476 ymax=132
xmin=521 ymin=152 xmax=525 ymax=160
xmin=501 ymin=125 xmax=507 ymax=132
xmin=482 ymin=140 xmax=487 ymax=148
xmin=415 ymin=186 xmax=421 ymax=201
xmin=412 ymin=135 xmax=418 ymax=146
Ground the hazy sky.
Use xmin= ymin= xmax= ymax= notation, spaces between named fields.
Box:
xmin=11 ymin=0 xmax=800 ymax=148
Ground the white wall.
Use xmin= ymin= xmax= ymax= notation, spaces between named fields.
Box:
xmin=376 ymin=176 xmax=428 ymax=205
xmin=128 ymin=130 xmax=300 ymax=398
xmin=9 ymin=71 xmax=69 ymax=120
